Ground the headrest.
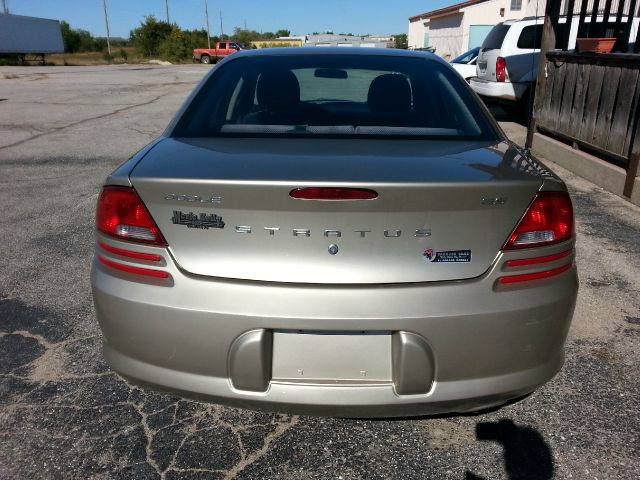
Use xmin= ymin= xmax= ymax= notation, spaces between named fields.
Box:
xmin=256 ymin=70 xmax=300 ymax=110
xmin=367 ymin=74 xmax=412 ymax=113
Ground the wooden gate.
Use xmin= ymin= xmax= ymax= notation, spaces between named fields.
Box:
xmin=536 ymin=51 xmax=640 ymax=164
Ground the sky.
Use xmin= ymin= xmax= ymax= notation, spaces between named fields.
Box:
xmin=5 ymin=0 xmax=451 ymax=39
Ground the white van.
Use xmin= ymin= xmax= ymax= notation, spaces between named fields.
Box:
xmin=471 ymin=15 xmax=640 ymax=115
xmin=470 ymin=18 xmax=543 ymax=114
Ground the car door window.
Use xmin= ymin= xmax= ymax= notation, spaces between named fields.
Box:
xmin=517 ymin=25 xmax=543 ymax=49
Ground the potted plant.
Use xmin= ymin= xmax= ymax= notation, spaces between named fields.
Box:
xmin=576 ymin=37 xmax=617 ymax=53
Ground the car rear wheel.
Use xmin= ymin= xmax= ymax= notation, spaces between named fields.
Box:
xmin=200 ymin=55 xmax=211 ymax=64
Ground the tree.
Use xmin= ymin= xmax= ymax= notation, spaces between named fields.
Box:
xmin=159 ymin=27 xmax=192 ymax=62
xmin=60 ymin=21 xmax=81 ymax=53
xmin=130 ymin=16 xmax=172 ymax=57
xmin=232 ymin=27 xmax=261 ymax=46
xmin=184 ymin=28 xmax=210 ymax=49
xmin=394 ymin=33 xmax=408 ymax=49
xmin=230 ymin=27 xmax=292 ymax=46
xmin=60 ymin=21 xmax=96 ymax=52
xmin=76 ymin=29 xmax=96 ymax=51
xmin=93 ymin=37 xmax=108 ymax=52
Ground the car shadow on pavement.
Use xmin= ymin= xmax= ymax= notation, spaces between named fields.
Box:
xmin=487 ymin=104 xmax=529 ymax=127
xmin=465 ymin=419 xmax=554 ymax=480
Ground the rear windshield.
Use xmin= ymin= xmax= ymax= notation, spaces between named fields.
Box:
xmin=171 ymin=54 xmax=498 ymax=140
xmin=481 ymin=24 xmax=510 ymax=50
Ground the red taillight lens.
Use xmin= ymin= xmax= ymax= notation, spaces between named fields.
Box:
xmin=496 ymin=57 xmax=506 ymax=82
xmin=506 ymin=249 xmax=573 ymax=267
xmin=97 ymin=242 xmax=162 ymax=262
xmin=290 ymin=187 xmax=378 ymax=201
xmin=96 ymin=186 xmax=166 ymax=246
xmin=97 ymin=256 xmax=169 ymax=278
xmin=503 ymin=191 xmax=574 ymax=249
xmin=499 ymin=263 xmax=572 ymax=284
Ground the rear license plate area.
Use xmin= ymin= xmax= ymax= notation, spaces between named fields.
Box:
xmin=272 ymin=331 xmax=392 ymax=384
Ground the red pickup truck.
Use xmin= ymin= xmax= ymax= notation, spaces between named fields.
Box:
xmin=193 ymin=42 xmax=245 ymax=64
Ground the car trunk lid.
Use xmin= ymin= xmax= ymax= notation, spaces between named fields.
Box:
xmin=130 ymin=137 xmax=542 ymax=284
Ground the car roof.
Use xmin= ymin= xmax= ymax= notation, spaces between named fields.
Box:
xmin=503 ymin=17 xmax=543 ymax=25
xmin=229 ymin=46 xmax=448 ymax=65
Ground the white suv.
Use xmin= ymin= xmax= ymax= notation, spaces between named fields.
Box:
xmin=470 ymin=18 xmax=543 ymax=114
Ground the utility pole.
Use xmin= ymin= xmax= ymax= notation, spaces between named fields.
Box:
xmin=2 ymin=0 xmax=9 ymax=14
xmin=164 ymin=0 xmax=170 ymax=24
xmin=204 ymin=0 xmax=211 ymax=48
xmin=219 ymin=10 xmax=224 ymax=40
xmin=102 ymin=0 xmax=112 ymax=56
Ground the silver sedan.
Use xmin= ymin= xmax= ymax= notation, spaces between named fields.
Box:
xmin=91 ymin=48 xmax=577 ymax=417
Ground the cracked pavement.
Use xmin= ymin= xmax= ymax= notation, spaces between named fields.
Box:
xmin=0 ymin=65 xmax=638 ymax=479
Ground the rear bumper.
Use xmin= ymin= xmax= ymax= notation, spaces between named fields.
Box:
xmin=91 ymin=239 xmax=577 ymax=417
xmin=105 ymin=346 xmax=563 ymax=417
xmin=470 ymin=78 xmax=530 ymax=102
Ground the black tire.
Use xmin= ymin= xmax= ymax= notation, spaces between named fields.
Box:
xmin=200 ymin=55 xmax=211 ymax=64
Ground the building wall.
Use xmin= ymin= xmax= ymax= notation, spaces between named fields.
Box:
xmin=525 ymin=0 xmax=546 ymax=16
xmin=461 ymin=0 xmax=522 ymax=55
xmin=428 ymin=13 xmax=464 ymax=60
xmin=252 ymin=40 xmax=304 ymax=48
xmin=408 ymin=18 xmax=426 ymax=49
xmin=305 ymin=34 xmax=391 ymax=48
xmin=408 ymin=0 xmax=548 ymax=57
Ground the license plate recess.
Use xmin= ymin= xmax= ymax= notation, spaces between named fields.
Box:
xmin=272 ymin=331 xmax=392 ymax=383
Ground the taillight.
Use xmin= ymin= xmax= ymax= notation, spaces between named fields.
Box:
xmin=503 ymin=191 xmax=574 ymax=249
xmin=96 ymin=186 xmax=166 ymax=246
xmin=496 ymin=57 xmax=506 ymax=82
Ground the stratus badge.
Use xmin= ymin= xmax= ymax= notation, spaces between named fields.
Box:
xmin=172 ymin=211 xmax=225 ymax=229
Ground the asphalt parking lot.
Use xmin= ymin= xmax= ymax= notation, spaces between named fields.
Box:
xmin=0 ymin=65 xmax=638 ymax=480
